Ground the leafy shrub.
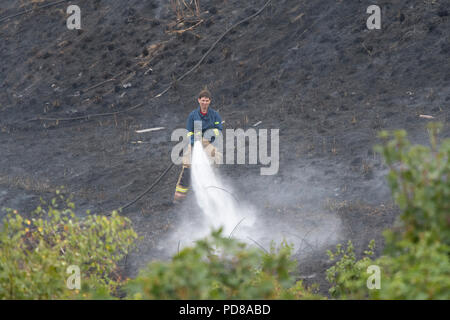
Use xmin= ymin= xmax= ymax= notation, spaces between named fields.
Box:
xmin=0 ymin=192 xmax=138 ymax=299
xmin=327 ymin=234 xmax=450 ymax=299
xmin=126 ymin=229 xmax=322 ymax=299
xmin=377 ymin=123 xmax=449 ymax=245
xmin=326 ymin=123 xmax=450 ymax=299
xmin=326 ymin=240 xmax=375 ymax=299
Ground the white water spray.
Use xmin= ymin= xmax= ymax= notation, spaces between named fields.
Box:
xmin=191 ymin=141 xmax=254 ymax=235
xmin=155 ymin=142 xmax=342 ymax=260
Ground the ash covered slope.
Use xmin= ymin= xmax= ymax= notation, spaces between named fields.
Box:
xmin=0 ymin=0 xmax=449 ymax=288
xmin=1 ymin=0 xmax=449 ymax=128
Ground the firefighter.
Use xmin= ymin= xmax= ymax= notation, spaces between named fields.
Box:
xmin=174 ymin=88 xmax=223 ymax=202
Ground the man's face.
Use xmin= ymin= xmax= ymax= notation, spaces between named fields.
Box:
xmin=198 ymin=97 xmax=211 ymax=111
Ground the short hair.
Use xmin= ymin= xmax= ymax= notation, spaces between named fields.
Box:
xmin=198 ymin=88 xmax=211 ymax=99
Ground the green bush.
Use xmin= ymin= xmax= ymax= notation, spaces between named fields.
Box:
xmin=1 ymin=192 xmax=322 ymax=300
xmin=326 ymin=123 xmax=450 ymax=299
xmin=0 ymin=192 xmax=138 ymax=299
xmin=377 ymin=123 xmax=449 ymax=245
xmin=326 ymin=234 xmax=450 ymax=299
xmin=326 ymin=240 xmax=376 ymax=299
xmin=125 ymin=229 xmax=322 ymax=299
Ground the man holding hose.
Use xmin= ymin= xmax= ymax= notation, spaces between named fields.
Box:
xmin=174 ymin=88 xmax=223 ymax=202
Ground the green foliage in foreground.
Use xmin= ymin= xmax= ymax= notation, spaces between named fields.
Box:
xmin=0 ymin=195 xmax=321 ymax=300
xmin=1 ymin=123 xmax=448 ymax=300
xmin=0 ymin=193 xmax=138 ymax=299
xmin=326 ymin=123 xmax=450 ymax=299
xmin=126 ymin=229 xmax=321 ymax=299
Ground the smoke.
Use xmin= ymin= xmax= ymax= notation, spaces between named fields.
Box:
xmin=155 ymin=142 xmax=342 ymax=260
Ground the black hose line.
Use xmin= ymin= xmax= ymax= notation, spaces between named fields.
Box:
xmin=117 ymin=163 xmax=175 ymax=213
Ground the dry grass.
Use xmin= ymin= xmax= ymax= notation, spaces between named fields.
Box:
xmin=170 ymin=0 xmax=201 ymax=21
xmin=0 ymin=173 xmax=109 ymax=203
xmin=77 ymin=187 xmax=106 ymax=201
xmin=19 ymin=0 xmax=46 ymax=8
xmin=324 ymin=199 xmax=348 ymax=212
xmin=361 ymin=159 xmax=373 ymax=175
xmin=0 ymin=174 xmax=58 ymax=194
xmin=120 ymin=119 xmax=131 ymax=144
xmin=330 ymin=137 xmax=337 ymax=155
xmin=325 ymin=198 xmax=395 ymax=216
xmin=167 ymin=0 xmax=204 ymax=35
xmin=136 ymin=41 xmax=168 ymax=69
xmin=17 ymin=0 xmax=59 ymax=14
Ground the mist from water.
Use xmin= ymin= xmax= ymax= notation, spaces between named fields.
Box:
xmin=156 ymin=141 xmax=342 ymax=260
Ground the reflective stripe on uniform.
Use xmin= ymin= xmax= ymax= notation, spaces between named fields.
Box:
xmin=213 ymin=128 xmax=219 ymax=136
xmin=176 ymin=186 xmax=189 ymax=193
xmin=214 ymin=121 xmax=219 ymax=125
xmin=187 ymin=132 xmax=194 ymax=137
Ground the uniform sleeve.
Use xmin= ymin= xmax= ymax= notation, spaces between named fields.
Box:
xmin=186 ymin=112 xmax=194 ymax=144
xmin=214 ymin=112 xmax=223 ymax=131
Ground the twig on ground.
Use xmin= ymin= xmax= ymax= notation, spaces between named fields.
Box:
xmin=247 ymin=236 xmax=268 ymax=253
xmin=229 ymin=218 xmax=246 ymax=239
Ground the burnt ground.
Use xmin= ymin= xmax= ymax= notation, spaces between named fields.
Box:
xmin=0 ymin=0 xmax=449 ymax=295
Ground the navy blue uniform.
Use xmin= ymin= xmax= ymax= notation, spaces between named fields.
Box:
xmin=186 ymin=107 xmax=223 ymax=144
